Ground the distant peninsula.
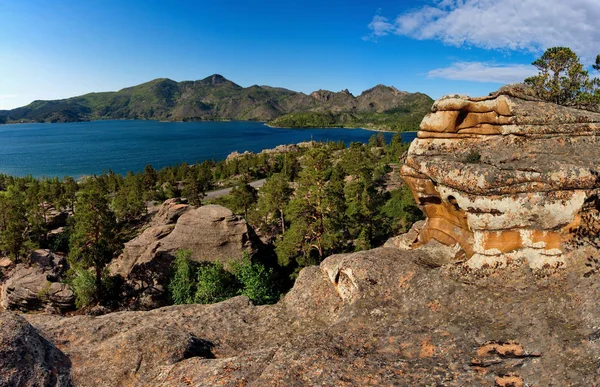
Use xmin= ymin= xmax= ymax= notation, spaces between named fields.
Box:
xmin=0 ymin=75 xmax=432 ymax=131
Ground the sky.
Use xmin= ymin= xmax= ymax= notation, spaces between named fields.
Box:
xmin=1 ymin=0 xmax=600 ymax=110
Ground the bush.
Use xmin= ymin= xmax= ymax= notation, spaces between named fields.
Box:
xmin=194 ymin=261 xmax=238 ymax=304
xmin=168 ymin=249 xmax=195 ymax=305
xmin=167 ymin=249 xmax=282 ymax=306
xmin=72 ymin=268 xmax=96 ymax=308
xmin=232 ymin=253 xmax=280 ymax=305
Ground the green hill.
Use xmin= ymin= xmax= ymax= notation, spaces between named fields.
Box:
xmin=3 ymin=75 xmax=432 ymax=131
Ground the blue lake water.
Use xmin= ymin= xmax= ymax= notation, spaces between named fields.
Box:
xmin=0 ymin=120 xmax=417 ymax=178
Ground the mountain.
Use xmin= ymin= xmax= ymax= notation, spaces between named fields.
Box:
xmin=1 ymin=75 xmax=433 ymax=131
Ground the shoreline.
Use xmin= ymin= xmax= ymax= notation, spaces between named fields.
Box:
xmin=0 ymin=121 xmax=416 ymax=179
xmin=263 ymin=122 xmax=412 ymax=133
xmin=2 ymin=118 xmax=416 ymax=134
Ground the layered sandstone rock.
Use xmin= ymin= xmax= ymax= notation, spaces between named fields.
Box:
xmin=401 ymin=85 xmax=600 ymax=268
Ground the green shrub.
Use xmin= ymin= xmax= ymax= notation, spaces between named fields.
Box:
xmin=194 ymin=261 xmax=238 ymax=304
xmin=232 ymin=253 xmax=280 ymax=305
xmin=72 ymin=268 xmax=96 ymax=308
xmin=168 ymin=249 xmax=196 ymax=305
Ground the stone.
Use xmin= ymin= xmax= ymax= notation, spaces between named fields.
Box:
xmin=1 ymin=257 xmax=74 ymax=312
xmin=109 ymin=203 xmax=262 ymax=308
xmin=149 ymin=197 xmax=190 ymax=226
xmin=0 ymin=313 xmax=72 ymax=386
xmin=17 ymin=246 xmax=600 ymax=385
xmin=401 ymin=84 xmax=600 ymax=269
xmin=384 ymin=220 xmax=425 ymax=249
xmin=0 ymin=257 xmax=11 ymax=268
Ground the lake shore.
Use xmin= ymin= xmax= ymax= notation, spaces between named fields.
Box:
xmin=0 ymin=120 xmax=416 ymax=178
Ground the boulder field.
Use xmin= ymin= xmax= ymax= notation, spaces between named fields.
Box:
xmin=401 ymin=84 xmax=600 ymax=269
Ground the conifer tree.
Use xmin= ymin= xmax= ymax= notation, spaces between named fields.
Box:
xmin=68 ymin=179 xmax=121 ymax=303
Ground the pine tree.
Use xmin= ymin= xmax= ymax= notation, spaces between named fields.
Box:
xmin=0 ymin=187 xmax=31 ymax=263
xmin=68 ymin=179 xmax=121 ymax=303
xmin=230 ymin=179 xmax=258 ymax=219
xmin=257 ymin=173 xmax=292 ymax=236
xmin=524 ymin=47 xmax=597 ymax=105
xmin=276 ymin=148 xmax=345 ymax=272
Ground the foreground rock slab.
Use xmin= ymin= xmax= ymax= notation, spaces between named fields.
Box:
xmin=401 ymin=84 xmax=600 ymax=268
xmin=5 ymin=247 xmax=598 ymax=386
xmin=0 ymin=313 xmax=72 ymax=386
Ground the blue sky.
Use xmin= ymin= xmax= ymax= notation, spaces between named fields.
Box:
xmin=1 ymin=0 xmax=600 ymax=109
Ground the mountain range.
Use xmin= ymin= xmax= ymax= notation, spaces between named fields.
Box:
xmin=0 ymin=74 xmax=433 ymax=131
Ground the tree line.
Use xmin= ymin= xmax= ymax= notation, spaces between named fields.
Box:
xmin=0 ymin=133 xmax=421 ymax=309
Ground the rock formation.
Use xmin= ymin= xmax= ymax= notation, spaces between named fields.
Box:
xmin=401 ymin=84 xmax=600 ymax=268
xmin=0 ymin=313 xmax=72 ymax=386
xmin=2 ymin=246 xmax=598 ymax=385
xmin=1 ymin=250 xmax=74 ymax=312
xmin=109 ymin=203 xmax=262 ymax=308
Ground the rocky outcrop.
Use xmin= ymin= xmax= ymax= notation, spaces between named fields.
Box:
xmin=10 ymin=246 xmax=600 ymax=385
xmin=149 ymin=197 xmax=190 ymax=226
xmin=401 ymin=84 xmax=600 ymax=269
xmin=1 ymin=250 xmax=74 ymax=312
xmin=109 ymin=203 xmax=262 ymax=308
xmin=0 ymin=313 xmax=72 ymax=386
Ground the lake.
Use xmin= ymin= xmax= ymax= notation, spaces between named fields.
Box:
xmin=0 ymin=120 xmax=417 ymax=178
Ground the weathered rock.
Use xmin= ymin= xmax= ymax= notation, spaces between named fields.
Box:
xmin=0 ymin=257 xmax=11 ymax=268
xmin=19 ymin=247 xmax=600 ymax=385
xmin=149 ymin=197 xmax=190 ymax=227
xmin=109 ymin=203 xmax=262 ymax=308
xmin=401 ymin=84 xmax=600 ymax=269
xmin=1 ymin=251 xmax=74 ymax=312
xmin=0 ymin=313 xmax=72 ymax=386
xmin=384 ymin=220 xmax=425 ymax=249
xmin=158 ymin=204 xmax=260 ymax=263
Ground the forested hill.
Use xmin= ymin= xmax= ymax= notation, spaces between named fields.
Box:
xmin=1 ymin=75 xmax=433 ymax=131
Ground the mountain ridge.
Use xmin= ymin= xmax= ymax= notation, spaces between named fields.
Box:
xmin=0 ymin=74 xmax=433 ymax=131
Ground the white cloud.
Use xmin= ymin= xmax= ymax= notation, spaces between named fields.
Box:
xmin=368 ymin=0 xmax=600 ymax=58
xmin=363 ymin=15 xmax=395 ymax=41
xmin=428 ymin=62 xmax=538 ymax=84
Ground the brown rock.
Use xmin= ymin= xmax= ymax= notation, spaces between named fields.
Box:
xmin=18 ymin=247 xmax=600 ymax=386
xmin=401 ymin=84 xmax=600 ymax=269
xmin=0 ymin=257 xmax=11 ymax=268
xmin=149 ymin=197 xmax=190 ymax=226
xmin=109 ymin=203 xmax=262 ymax=308
xmin=1 ymin=252 xmax=74 ymax=312
xmin=0 ymin=312 xmax=72 ymax=386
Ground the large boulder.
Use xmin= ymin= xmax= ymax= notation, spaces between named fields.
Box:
xmin=0 ymin=312 xmax=72 ymax=386
xmin=401 ymin=84 xmax=600 ymax=269
xmin=1 ymin=250 xmax=74 ymax=312
xmin=109 ymin=203 xmax=262 ymax=308
xmin=23 ymin=246 xmax=600 ymax=386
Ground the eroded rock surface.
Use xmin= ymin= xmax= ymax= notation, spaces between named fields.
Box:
xmin=1 ymin=250 xmax=74 ymax=312
xmin=401 ymin=84 xmax=600 ymax=268
xmin=7 ymin=247 xmax=599 ymax=386
xmin=0 ymin=313 xmax=72 ymax=386
xmin=109 ymin=203 xmax=262 ymax=308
